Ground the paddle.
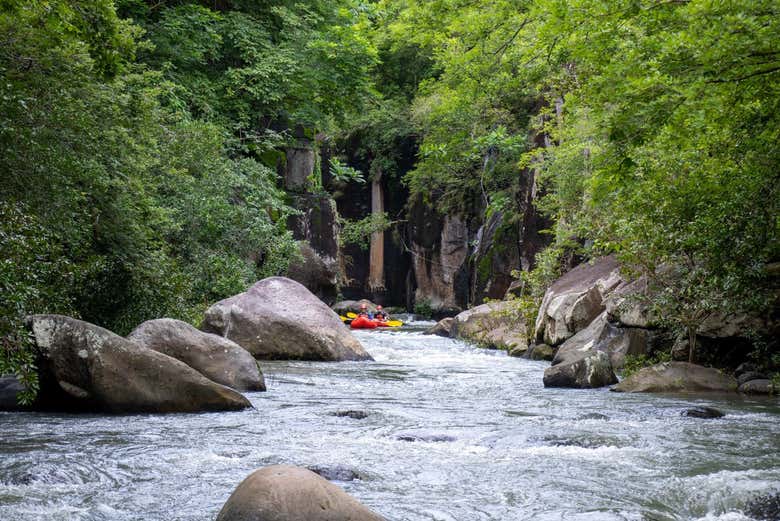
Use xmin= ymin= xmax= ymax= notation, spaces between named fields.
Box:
xmin=384 ymin=320 xmax=403 ymax=327
xmin=346 ymin=312 xmax=358 ymax=319
xmin=340 ymin=315 xmax=348 ymax=322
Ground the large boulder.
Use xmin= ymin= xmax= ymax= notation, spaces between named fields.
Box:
xmin=27 ymin=315 xmax=251 ymax=413
xmin=552 ymin=312 xmax=648 ymax=369
xmin=424 ymin=317 xmax=454 ymax=337
xmin=216 ymin=465 xmax=385 ymax=521
xmin=128 ymin=319 xmax=265 ymax=392
xmin=612 ymin=362 xmax=738 ymax=393
xmin=543 ymin=351 xmax=618 ymax=389
xmin=534 ymin=256 xmax=623 ymax=346
xmin=738 ymin=379 xmax=774 ymax=395
xmin=203 ymin=277 xmax=372 ymax=361
xmin=604 ymin=276 xmax=656 ymax=328
xmin=451 ymin=301 xmax=527 ymax=352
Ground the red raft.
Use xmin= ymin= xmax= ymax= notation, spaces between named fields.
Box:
xmin=349 ymin=316 xmax=385 ymax=329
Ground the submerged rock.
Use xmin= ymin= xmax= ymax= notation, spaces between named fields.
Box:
xmin=744 ymin=491 xmax=780 ymax=521
xmin=128 ymin=318 xmax=265 ymax=392
xmin=396 ymin=433 xmax=456 ymax=443
xmin=612 ymin=362 xmax=738 ymax=393
xmin=331 ymin=410 xmax=369 ymax=420
xmin=27 ymin=315 xmax=251 ymax=413
xmin=216 ymin=465 xmax=385 ymax=521
xmin=543 ymin=351 xmax=618 ymax=389
xmin=681 ymin=407 xmax=724 ymax=419
xmin=424 ymin=317 xmax=454 ymax=337
xmin=307 ymin=464 xmax=364 ymax=482
xmin=203 ymin=277 xmax=372 ymax=362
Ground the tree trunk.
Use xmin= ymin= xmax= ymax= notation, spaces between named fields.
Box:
xmin=687 ymin=326 xmax=696 ymax=364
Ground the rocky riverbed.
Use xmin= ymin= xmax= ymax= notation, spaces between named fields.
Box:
xmin=1 ymin=325 xmax=778 ymax=520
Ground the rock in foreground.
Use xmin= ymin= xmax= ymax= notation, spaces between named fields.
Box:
xmin=216 ymin=465 xmax=384 ymax=521
xmin=28 ymin=315 xmax=251 ymax=413
xmin=612 ymin=362 xmax=737 ymax=393
xmin=128 ymin=318 xmax=265 ymax=392
xmin=543 ymin=351 xmax=618 ymax=389
xmin=203 ymin=277 xmax=372 ymax=361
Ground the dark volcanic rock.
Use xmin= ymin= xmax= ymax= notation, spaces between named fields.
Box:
xmin=745 ymin=491 xmax=780 ymax=521
xmin=331 ymin=410 xmax=369 ymax=420
xmin=681 ymin=407 xmax=724 ymax=419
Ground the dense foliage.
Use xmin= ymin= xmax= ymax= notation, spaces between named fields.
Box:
xmin=2 ymin=0 xmax=778 ymax=395
xmin=364 ymin=0 xmax=779 ymax=360
xmin=0 ymin=0 xmax=376 ymax=400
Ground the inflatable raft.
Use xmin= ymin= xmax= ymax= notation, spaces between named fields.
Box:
xmin=349 ymin=316 xmax=377 ymax=329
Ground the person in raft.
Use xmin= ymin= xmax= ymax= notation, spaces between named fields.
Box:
xmin=374 ymin=305 xmax=389 ymax=321
xmin=359 ymin=303 xmax=370 ymax=317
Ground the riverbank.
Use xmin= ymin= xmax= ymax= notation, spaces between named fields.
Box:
xmin=1 ymin=327 xmax=778 ymax=520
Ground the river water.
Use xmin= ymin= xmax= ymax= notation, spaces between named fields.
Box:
xmin=1 ymin=323 xmax=778 ymax=520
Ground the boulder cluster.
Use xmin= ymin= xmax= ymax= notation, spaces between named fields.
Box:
xmin=2 ymin=277 xmax=370 ymax=414
xmin=426 ymin=255 xmax=776 ymax=394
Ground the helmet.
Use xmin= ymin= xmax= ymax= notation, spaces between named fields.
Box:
xmin=377 ymin=305 xmax=383 ymax=310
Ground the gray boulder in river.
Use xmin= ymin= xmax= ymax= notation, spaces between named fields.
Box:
xmin=543 ymin=351 xmax=618 ymax=389
xmin=612 ymin=362 xmax=738 ymax=393
xmin=451 ymin=301 xmax=528 ymax=353
xmin=424 ymin=317 xmax=454 ymax=337
xmin=27 ymin=314 xmax=251 ymax=413
xmin=216 ymin=465 xmax=385 ymax=521
xmin=534 ymin=256 xmax=623 ymax=346
xmin=128 ymin=318 xmax=265 ymax=392
xmin=203 ymin=277 xmax=372 ymax=361
xmin=552 ymin=312 xmax=648 ymax=370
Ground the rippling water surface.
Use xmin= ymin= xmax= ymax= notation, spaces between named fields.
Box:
xmin=1 ymin=323 xmax=779 ymax=520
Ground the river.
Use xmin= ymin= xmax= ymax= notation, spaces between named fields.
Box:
xmin=1 ymin=322 xmax=778 ymax=520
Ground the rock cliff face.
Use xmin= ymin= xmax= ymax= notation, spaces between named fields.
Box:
xmin=470 ymin=211 xmax=521 ymax=304
xmin=408 ymin=201 xmax=470 ymax=316
xmin=286 ymin=193 xmax=341 ymax=305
